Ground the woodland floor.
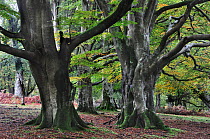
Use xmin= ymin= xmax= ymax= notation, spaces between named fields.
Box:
xmin=0 ymin=104 xmax=209 ymax=139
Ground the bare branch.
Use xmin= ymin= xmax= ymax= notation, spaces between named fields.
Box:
xmin=163 ymin=34 xmax=210 ymax=60
xmin=191 ymin=42 xmax=210 ymax=47
xmin=150 ymin=34 xmax=210 ymax=74
xmin=143 ymin=0 xmax=157 ymax=27
xmin=0 ymin=44 xmax=37 ymax=62
xmin=189 ymin=15 xmax=203 ymax=34
xmin=155 ymin=1 xmax=192 ymax=17
xmin=92 ymin=79 xmax=105 ymax=86
xmin=0 ymin=26 xmax=21 ymax=39
xmin=162 ymin=70 xmax=203 ymax=81
xmin=152 ymin=1 xmax=194 ymax=59
xmin=189 ymin=54 xmax=210 ymax=74
xmin=154 ymin=0 xmax=209 ymax=18
xmin=94 ymin=53 xmax=118 ymax=61
xmin=152 ymin=0 xmax=210 ymax=59
xmin=194 ymin=5 xmax=210 ymax=21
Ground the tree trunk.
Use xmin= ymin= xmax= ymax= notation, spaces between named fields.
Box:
xmin=115 ymin=1 xmax=167 ymax=129
xmin=98 ymin=79 xmax=116 ymax=111
xmin=199 ymin=93 xmax=210 ymax=109
xmin=117 ymin=68 xmax=166 ymax=129
xmin=155 ymin=94 xmax=161 ymax=111
xmin=77 ymin=66 xmax=97 ymax=114
xmin=14 ymin=58 xmax=24 ymax=99
xmin=1 ymin=0 xmax=134 ymax=131
xmin=16 ymin=0 xmax=87 ymax=130
xmin=26 ymin=56 xmax=87 ymax=130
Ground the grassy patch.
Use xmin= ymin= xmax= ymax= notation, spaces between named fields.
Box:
xmin=167 ymin=128 xmax=185 ymax=138
xmin=158 ymin=113 xmax=210 ymax=123
xmin=143 ymin=134 xmax=165 ymax=138
xmin=89 ymin=126 xmax=118 ymax=135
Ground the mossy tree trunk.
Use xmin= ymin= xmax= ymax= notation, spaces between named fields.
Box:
xmin=25 ymin=44 xmax=88 ymax=130
xmin=77 ymin=66 xmax=97 ymax=114
xmin=97 ymin=0 xmax=209 ymax=130
xmin=0 ymin=0 xmax=135 ymax=130
xmin=117 ymin=70 xmax=166 ymax=129
xmin=110 ymin=0 xmax=167 ymax=129
xmin=98 ymin=80 xmax=116 ymax=111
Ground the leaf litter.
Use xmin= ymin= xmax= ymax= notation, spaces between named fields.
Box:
xmin=0 ymin=104 xmax=209 ymax=139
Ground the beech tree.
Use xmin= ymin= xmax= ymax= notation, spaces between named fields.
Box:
xmin=97 ymin=0 xmax=210 ymax=129
xmin=0 ymin=0 xmax=134 ymax=130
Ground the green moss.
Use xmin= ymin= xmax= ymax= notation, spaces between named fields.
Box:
xmin=118 ymin=109 xmax=169 ymax=130
xmin=119 ymin=115 xmax=130 ymax=128
xmin=140 ymin=111 xmax=150 ymax=129
xmin=24 ymin=112 xmax=42 ymax=126
xmin=145 ymin=110 xmax=170 ymax=130
xmin=53 ymin=106 xmax=88 ymax=131
xmin=167 ymin=128 xmax=185 ymax=137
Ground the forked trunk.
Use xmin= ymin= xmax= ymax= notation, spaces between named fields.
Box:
xmin=117 ymin=72 xmax=167 ymax=130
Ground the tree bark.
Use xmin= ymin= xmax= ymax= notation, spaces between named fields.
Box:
xmin=0 ymin=0 xmax=134 ymax=130
xmin=16 ymin=0 xmax=87 ymax=130
xmin=198 ymin=93 xmax=210 ymax=109
xmin=113 ymin=0 xmax=209 ymax=129
xmin=114 ymin=0 xmax=167 ymax=129
xmin=0 ymin=0 xmax=133 ymax=130
xmin=98 ymin=79 xmax=116 ymax=111
xmin=77 ymin=66 xmax=97 ymax=114
xmin=155 ymin=94 xmax=161 ymax=111
xmin=14 ymin=58 xmax=24 ymax=97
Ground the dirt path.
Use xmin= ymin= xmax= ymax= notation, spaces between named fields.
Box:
xmin=0 ymin=104 xmax=209 ymax=139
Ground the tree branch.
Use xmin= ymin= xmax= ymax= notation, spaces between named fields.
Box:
xmin=154 ymin=0 xmax=209 ymax=18
xmin=189 ymin=54 xmax=210 ymax=74
xmin=194 ymin=5 xmax=210 ymax=21
xmin=69 ymin=0 xmax=134 ymax=51
xmin=0 ymin=26 xmax=21 ymax=39
xmin=152 ymin=3 xmax=193 ymax=59
xmin=162 ymin=70 xmax=203 ymax=81
xmin=152 ymin=0 xmax=209 ymax=59
xmin=92 ymin=79 xmax=105 ymax=86
xmin=158 ymin=35 xmax=210 ymax=68
xmin=150 ymin=35 xmax=210 ymax=74
xmin=95 ymin=0 xmax=109 ymax=17
xmin=167 ymin=34 xmax=210 ymax=59
xmin=143 ymin=0 xmax=157 ymax=28
xmin=0 ymin=44 xmax=37 ymax=62
xmin=94 ymin=53 xmax=118 ymax=61
xmin=155 ymin=1 xmax=191 ymax=17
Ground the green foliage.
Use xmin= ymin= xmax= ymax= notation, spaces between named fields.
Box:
xmin=0 ymin=52 xmax=33 ymax=91
xmin=71 ymin=50 xmax=104 ymax=69
xmin=0 ymin=3 xmax=19 ymax=20
xmin=0 ymin=52 xmax=15 ymax=90
xmin=70 ymin=49 xmax=121 ymax=82
xmin=152 ymin=0 xmax=210 ymax=110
